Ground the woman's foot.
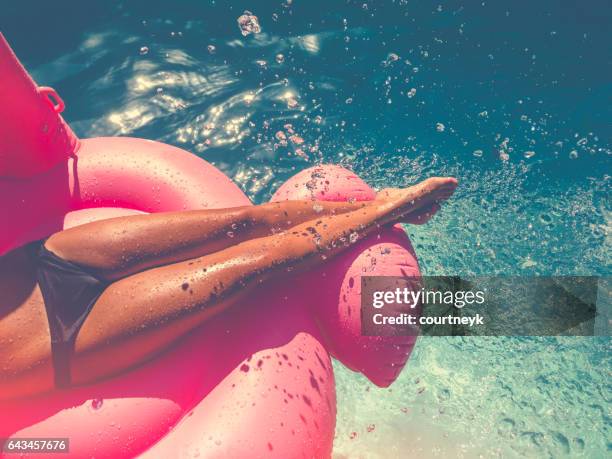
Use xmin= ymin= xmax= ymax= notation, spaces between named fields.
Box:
xmin=376 ymin=177 xmax=458 ymax=224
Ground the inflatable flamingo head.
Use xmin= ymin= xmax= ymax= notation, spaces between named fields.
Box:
xmin=271 ymin=165 xmax=420 ymax=387
xmin=0 ymin=32 xmax=78 ymax=178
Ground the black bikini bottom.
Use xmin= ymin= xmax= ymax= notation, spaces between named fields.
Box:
xmin=28 ymin=240 xmax=108 ymax=388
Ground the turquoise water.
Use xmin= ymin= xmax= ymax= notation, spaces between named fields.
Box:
xmin=4 ymin=1 xmax=610 ymax=457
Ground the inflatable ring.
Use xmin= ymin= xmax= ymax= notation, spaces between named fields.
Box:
xmin=0 ymin=34 xmax=420 ymax=458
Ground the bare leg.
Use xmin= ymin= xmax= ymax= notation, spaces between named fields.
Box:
xmin=71 ymin=177 xmax=457 ymax=384
xmin=46 ymin=182 xmax=452 ymax=280
xmin=46 ymin=200 xmax=378 ymax=280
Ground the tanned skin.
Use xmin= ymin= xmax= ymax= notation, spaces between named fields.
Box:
xmin=0 ymin=177 xmax=457 ymax=398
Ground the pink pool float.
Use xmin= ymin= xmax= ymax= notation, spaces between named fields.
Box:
xmin=0 ymin=33 xmax=420 ymax=458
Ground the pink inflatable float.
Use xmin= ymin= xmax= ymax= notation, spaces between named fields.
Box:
xmin=0 ymin=33 xmax=419 ymax=458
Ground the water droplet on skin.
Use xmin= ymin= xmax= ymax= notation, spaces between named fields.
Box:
xmin=237 ymin=11 xmax=261 ymax=36
xmin=139 ymin=46 xmax=149 ymax=55
xmin=91 ymin=398 xmax=104 ymax=410
xmin=312 ymin=204 xmax=324 ymax=213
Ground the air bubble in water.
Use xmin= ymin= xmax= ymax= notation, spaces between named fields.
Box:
xmin=237 ymin=11 xmax=262 ymax=36
xmin=569 ymin=150 xmax=578 ymax=159
xmin=275 ymin=53 xmax=285 ymax=64
xmin=139 ymin=46 xmax=149 ymax=55
xmin=473 ymin=149 xmax=483 ymax=157
xmin=289 ymin=134 xmax=304 ymax=145
xmin=207 ymin=45 xmax=216 ymax=54
xmin=313 ymin=204 xmax=324 ymax=213
xmin=382 ymin=53 xmax=400 ymax=67
xmin=523 ymin=150 xmax=536 ymax=159
xmin=406 ymin=88 xmax=416 ymax=98
xmin=349 ymin=232 xmax=359 ymax=244
xmin=539 ymin=213 xmax=553 ymax=225
xmin=436 ymin=123 xmax=445 ymax=132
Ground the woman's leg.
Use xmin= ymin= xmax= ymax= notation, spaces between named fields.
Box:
xmin=46 ymin=199 xmax=376 ymax=281
xmin=71 ymin=177 xmax=457 ymax=384
xmin=45 ymin=182 xmax=444 ymax=282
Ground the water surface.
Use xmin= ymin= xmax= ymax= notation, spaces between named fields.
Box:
xmin=3 ymin=1 xmax=610 ymax=457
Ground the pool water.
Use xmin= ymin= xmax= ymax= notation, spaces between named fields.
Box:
xmin=3 ymin=1 xmax=610 ymax=457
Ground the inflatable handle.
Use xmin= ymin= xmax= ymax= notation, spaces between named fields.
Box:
xmin=38 ymin=87 xmax=65 ymax=113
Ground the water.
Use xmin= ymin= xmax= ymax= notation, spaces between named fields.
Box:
xmin=3 ymin=1 xmax=610 ymax=457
